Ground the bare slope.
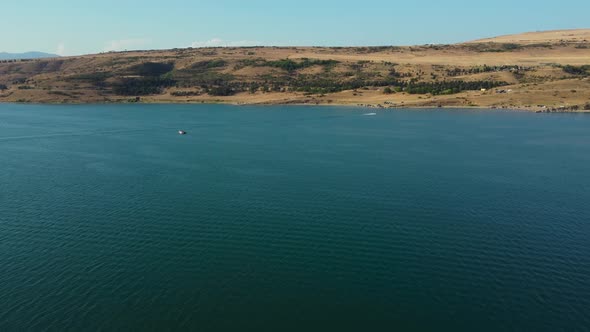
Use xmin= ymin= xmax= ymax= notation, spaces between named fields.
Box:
xmin=467 ymin=29 xmax=590 ymax=44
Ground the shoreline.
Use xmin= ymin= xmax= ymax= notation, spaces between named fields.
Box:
xmin=4 ymin=83 xmax=589 ymax=113
xmin=1 ymin=100 xmax=588 ymax=113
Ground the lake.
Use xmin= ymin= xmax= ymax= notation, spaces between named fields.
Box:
xmin=0 ymin=104 xmax=589 ymax=331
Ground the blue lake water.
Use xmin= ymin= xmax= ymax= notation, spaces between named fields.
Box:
xmin=0 ymin=104 xmax=589 ymax=331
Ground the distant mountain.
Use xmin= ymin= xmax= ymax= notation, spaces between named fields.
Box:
xmin=0 ymin=51 xmax=60 ymax=60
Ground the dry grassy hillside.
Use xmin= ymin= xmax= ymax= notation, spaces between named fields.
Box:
xmin=467 ymin=29 xmax=590 ymax=45
xmin=1 ymin=30 xmax=589 ymax=111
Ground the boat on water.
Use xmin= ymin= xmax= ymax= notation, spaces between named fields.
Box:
xmin=363 ymin=113 xmax=377 ymax=116
xmin=178 ymin=130 xmax=187 ymax=135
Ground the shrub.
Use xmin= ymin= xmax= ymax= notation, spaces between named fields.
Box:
xmin=190 ymin=59 xmax=227 ymax=71
xmin=66 ymin=72 xmax=111 ymax=88
xmin=249 ymin=82 xmax=260 ymax=94
xmin=208 ymin=85 xmax=235 ymax=96
xmin=502 ymin=43 xmax=521 ymax=51
xmin=561 ymin=65 xmax=590 ymax=76
xmin=174 ymin=71 xmax=235 ymax=87
xmin=67 ymin=72 xmax=112 ymax=83
xmin=404 ymin=80 xmax=507 ymax=95
xmin=112 ymin=77 xmax=175 ymax=95
xmin=171 ymin=91 xmax=200 ymax=97
xmin=126 ymin=62 xmax=174 ymax=76
xmin=264 ymin=58 xmax=339 ymax=72
xmin=48 ymin=91 xmax=74 ymax=97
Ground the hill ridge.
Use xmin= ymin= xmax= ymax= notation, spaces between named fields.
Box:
xmin=1 ymin=30 xmax=589 ymax=111
xmin=466 ymin=28 xmax=590 ymax=44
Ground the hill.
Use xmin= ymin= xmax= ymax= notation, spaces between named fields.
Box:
xmin=467 ymin=29 xmax=590 ymax=45
xmin=0 ymin=51 xmax=60 ymax=60
xmin=1 ymin=30 xmax=589 ymax=111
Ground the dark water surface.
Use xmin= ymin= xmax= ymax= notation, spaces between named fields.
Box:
xmin=1 ymin=104 xmax=589 ymax=331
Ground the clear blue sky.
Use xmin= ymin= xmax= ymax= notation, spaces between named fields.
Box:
xmin=2 ymin=0 xmax=588 ymax=55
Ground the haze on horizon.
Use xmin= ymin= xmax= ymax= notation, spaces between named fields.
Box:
xmin=1 ymin=0 xmax=589 ymax=56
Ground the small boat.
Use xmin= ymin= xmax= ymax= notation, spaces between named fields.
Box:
xmin=178 ymin=130 xmax=187 ymax=135
xmin=363 ymin=113 xmax=377 ymax=116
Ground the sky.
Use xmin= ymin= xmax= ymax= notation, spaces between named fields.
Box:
xmin=1 ymin=0 xmax=588 ymax=56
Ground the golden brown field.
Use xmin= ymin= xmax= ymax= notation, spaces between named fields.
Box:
xmin=1 ymin=29 xmax=589 ymax=111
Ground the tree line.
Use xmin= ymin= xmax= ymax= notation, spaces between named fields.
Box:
xmin=560 ymin=65 xmax=590 ymax=76
xmin=446 ymin=65 xmax=530 ymax=77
